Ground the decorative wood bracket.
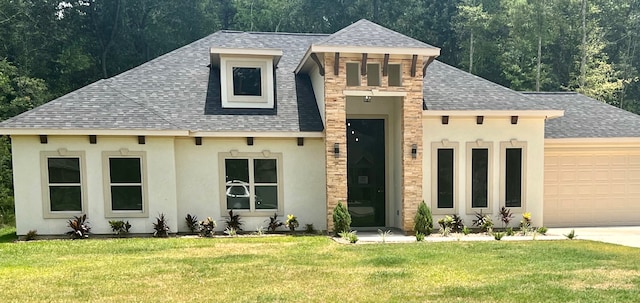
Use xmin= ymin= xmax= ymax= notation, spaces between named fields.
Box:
xmin=410 ymin=55 xmax=418 ymax=77
xmin=361 ymin=53 xmax=368 ymax=75
xmin=309 ymin=53 xmax=325 ymax=76
xmin=422 ymin=56 xmax=435 ymax=75
xmin=382 ymin=54 xmax=389 ymax=76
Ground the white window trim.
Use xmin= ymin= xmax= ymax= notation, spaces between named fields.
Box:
xmin=366 ymin=63 xmax=381 ymax=86
xmin=431 ymin=140 xmax=459 ymax=215
xmin=218 ymin=151 xmax=284 ymax=216
xmin=102 ymin=149 xmax=149 ymax=218
xmin=40 ymin=149 xmax=88 ymax=219
xmin=499 ymin=140 xmax=527 ymax=212
xmin=346 ymin=62 xmax=361 ymax=86
xmin=387 ymin=63 xmax=403 ymax=87
xmin=465 ymin=140 xmax=493 ymax=215
xmin=220 ymin=56 xmax=274 ymax=109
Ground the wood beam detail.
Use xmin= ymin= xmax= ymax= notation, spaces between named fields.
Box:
xmin=422 ymin=56 xmax=435 ymax=75
xmin=410 ymin=54 xmax=418 ymax=77
xmin=310 ymin=53 xmax=325 ymax=76
xmin=334 ymin=52 xmax=340 ymax=75
xmin=361 ymin=53 xmax=368 ymax=75
xmin=382 ymin=54 xmax=389 ymax=76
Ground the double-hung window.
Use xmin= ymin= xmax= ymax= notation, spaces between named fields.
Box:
xmin=221 ymin=152 xmax=282 ymax=214
xmin=41 ymin=150 xmax=87 ymax=218
xmin=103 ymin=150 xmax=148 ymax=217
xmin=431 ymin=140 xmax=459 ymax=214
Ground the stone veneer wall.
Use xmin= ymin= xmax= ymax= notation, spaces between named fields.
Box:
xmin=323 ymin=53 xmax=424 ymax=233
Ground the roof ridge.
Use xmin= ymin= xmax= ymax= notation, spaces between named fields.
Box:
xmin=522 ymin=91 xmax=577 ymax=95
xmin=101 ymin=80 xmax=184 ymax=129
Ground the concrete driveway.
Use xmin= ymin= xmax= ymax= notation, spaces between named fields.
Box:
xmin=547 ymin=227 xmax=640 ymax=248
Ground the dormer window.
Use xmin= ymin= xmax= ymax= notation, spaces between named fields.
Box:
xmin=210 ymin=48 xmax=282 ymax=109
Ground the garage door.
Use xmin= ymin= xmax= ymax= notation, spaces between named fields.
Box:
xmin=544 ymin=150 xmax=640 ymax=227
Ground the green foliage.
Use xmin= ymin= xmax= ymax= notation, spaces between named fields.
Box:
xmin=267 ymin=213 xmax=283 ymax=232
xmin=152 ymin=213 xmax=170 ymax=238
xmin=472 ymin=211 xmax=493 ymax=233
xmin=450 ymin=214 xmax=464 ymax=233
xmin=285 ymin=214 xmax=299 ymax=232
xmin=67 ymin=214 xmax=90 ymax=239
xmin=199 ymin=217 xmax=216 ymax=237
xmin=438 ymin=215 xmax=454 ymax=236
xmin=537 ymin=226 xmax=548 ymax=235
xmin=462 ymin=226 xmax=471 ymax=235
xmin=224 ymin=227 xmax=237 ymax=237
xmin=415 ymin=232 xmax=425 ymax=242
xmin=108 ymin=220 xmax=131 ymax=236
xmin=339 ymin=230 xmax=358 ymax=244
xmin=498 ymin=207 xmax=514 ymax=227
xmin=304 ymin=224 xmax=315 ymax=234
xmin=185 ymin=214 xmax=200 ymax=233
xmin=506 ymin=227 xmax=515 ymax=236
xmin=413 ymin=201 xmax=433 ymax=235
xmin=225 ymin=210 xmax=243 ymax=231
xmin=565 ymin=229 xmax=577 ymax=240
xmin=493 ymin=231 xmax=505 ymax=241
xmin=378 ymin=229 xmax=392 ymax=243
xmin=520 ymin=212 xmax=533 ymax=235
xmin=332 ymin=201 xmax=351 ymax=236
xmin=25 ymin=230 xmax=37 ymax=241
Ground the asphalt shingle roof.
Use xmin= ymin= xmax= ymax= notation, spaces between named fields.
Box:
xmin=314 ymin=19 xmax=436 ymax=49
xmin=523 ymin=92 xmax=640 ymax=138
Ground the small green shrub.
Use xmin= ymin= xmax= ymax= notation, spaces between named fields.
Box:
xmin=493 ymin=232 xmax=505 ymax=241
xmin=378 ymin=229 xmax=392 ymax=243
xmin=185 ymin=214 xmax=200 ymax=233
xmin=415 ymin=232 xmax=425 ymax=242
xmin=224 ymin=227 xmax=237 ymax=237
xmin=332 ymin=201 xmax=351 ymax=236
xmin=505 ymin=227 xmax=515 ymax=236
xmin=462 ymin=226 xmax=471 ymax=235
xmin=537 ymin=226 xmax=548 ymax=235
xmin=225 ymin=210 xmax=243 ymax=231
xmin=199 ymin=217 xmax=216 ymax=237
xmin=255 ymin=226 xmax=265 ymax=235
xmin=451 ymin=214 xmax=464 ymax=233
xmin=266 ymin=213 xmax=283 ymax=232
xmin=109 ymin=220 xmax=131 ymax=236
xmin=472 ymin=211 xmax=494 ymax=233
xmin=520 ymin=212 xmax=533 ymax=235
xmin=414 ymin=201 xmax=433 ymax=235
xmin=25 ymin=230 xmax=37 ymax=241
xmin=305 ymin=224 xmax=315 ymax=234
xmin=285 ymin=214 xmax=299 ymax=232
xmin=152 ymin=213 xmax=170 ymax=238
xmin=438 ymin=215 xmax=453 ymax=236
xmin=339 ymin=230 xmax=358 ymax=243
xmin=564 ymin=229 xmax=577 ymax=240
xmin=67 ymin=214 xmax=90 ymax=239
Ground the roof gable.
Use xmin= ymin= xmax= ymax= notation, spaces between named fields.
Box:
xmin=315 ymin=19 xmax=436 ymax=49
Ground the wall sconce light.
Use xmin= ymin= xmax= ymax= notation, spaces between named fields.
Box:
xmin=39 ymin=135 xmax=48 ymax=144
xmin=411 ymin=144 xmax=418 ymax=159
xmin=364 ymin=95 xmax=372 ymax=103
xmin=334 ymin=143 xmax=340 ymax=158
xmin=441 ymin=116 xmax=449 ymax=125
xmin=247 ymin=137 xmax=254 ymax=146
xmin=511 ymin=116 xmax=518 ymax=125
xmin=138 ymin=136 xmax=146 ymax=144
xmin=476 ymin=116 xmax=484 ymax=125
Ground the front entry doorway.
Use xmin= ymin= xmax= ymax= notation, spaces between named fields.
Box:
xmin=346 ymin=119 xmax=385 ymax=227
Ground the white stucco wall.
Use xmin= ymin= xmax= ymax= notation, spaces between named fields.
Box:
xmin=310 ymin=65 xmax=325 ymax=126
xmin=11 ymin=135 xmax=178 ymax=235
xmin=174 ymin=137 xmax=327 ymax=232
xmin=423 ymin=116 xmax=546 ymax=227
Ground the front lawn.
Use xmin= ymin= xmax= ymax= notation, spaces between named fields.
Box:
xmin=1 ymin=230 xmax=639 ymax=302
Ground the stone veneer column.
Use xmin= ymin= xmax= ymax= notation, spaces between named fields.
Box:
xmin=324 ymin=53 xmax=348 ymax=232
xmin=401 ymin=57 xmax=424 ymax=232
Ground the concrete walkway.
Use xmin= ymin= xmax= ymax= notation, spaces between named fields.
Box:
xmin=348 ymin=227 xmax=640 ymax=248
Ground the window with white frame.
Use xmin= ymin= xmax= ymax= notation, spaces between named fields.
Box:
xmin=103 ymin=150 xmax=148 ymax=217
xmin=466 ymin=140 xmax=493 ymax=214
xmin=220 ymin=56 xmax=275 ymax=108
xmin=41 ymin=150 xmax=87 ymax=218
xmin=220 ymin=152 xmax=282 ymax=214
xmin=500 ymin=141 xmax=527 ymax=210
xmin=431 ymin=140 xmax=459 ymax=214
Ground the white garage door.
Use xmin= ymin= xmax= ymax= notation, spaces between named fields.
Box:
xmin=544 ymin=150 xmax=640 ymax=227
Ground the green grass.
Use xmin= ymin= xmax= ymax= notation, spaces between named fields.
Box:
xmin=0 ymin=234 xmax=639 ymax=302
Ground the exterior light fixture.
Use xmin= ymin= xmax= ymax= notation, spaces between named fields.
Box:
xmin=511 ymin=116 xmax=518 ymax=124
xmin=411 ymin=144 xmax=418 ymax=159
xmin=334 ymin=143 xmax=340 ymax=158
xmin=364 ymin=95 xmax=372 ymax=102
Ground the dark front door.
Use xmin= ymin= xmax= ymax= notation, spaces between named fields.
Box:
xmin=347 ymin=119 xmax=385 ymax=227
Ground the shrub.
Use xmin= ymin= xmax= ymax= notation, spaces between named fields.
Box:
xmin=225 ymin=210 xmax=243 ymax=231
xmin=332 ymin=201 xmax=351 ymax=236
xmin=378 ymin=229 xmax=392 ymax=243
xmin=520 ymin=212 xmax=533 ymax=235
xmin=564 ymin=229 xmax=577 ymax=240
xmin=339 ymin=230 xmax=358 ymax=243
xmin=25 ymin=230 xmax=37 ymax=241
xmin=285 ymin=214 xmax=299 ymax=232
xmin=438 ymin=215 xmax=454 ymax=236
xmin=199 ymin=217 xmax=216 ymax=237
xmin=255 ymin=226 xmax=265 ymax=235
xmin=414 ymin=201 xmax=433 ymax=235
xmin=498 ymin=207 xmax=514 ymax=227
xmin=451 ymin=214 xmax=464 ymax=233
xmin=462 ymin=226 xmax=471 ymax=235
xmin=493 ymin=232 xmax=505 ymax=241
xmin=537 ymin=226 xmax=548 ymax=235
xmin=305 ymin=224 xmax=315 ymax=234
xmin=152 ymin=213 xmax=170 ymax=237
xmin=415 ymin=232 xmax=425 ymax=242
xmin=472 ymin=211 xmax=494 ymax=233
xmin=185 ymin=214 xmax=200 ymax=233
xmin=266 ymin=213 xmax=283 ymax=232
xmin=506 ymin=227 xmax=515 ymax=236
xmin=109 ymin=220 xmax=131 ymax=236
xmin=67 ymin=214 xmax=90 ymax=239
xmin=224 ymin=227 xmax=237 ymax=237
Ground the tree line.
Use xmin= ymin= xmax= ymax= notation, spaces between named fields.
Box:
xmin=1 ymin=0 xmax=639 ymax=224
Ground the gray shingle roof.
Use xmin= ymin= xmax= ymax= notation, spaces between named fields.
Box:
xmin=315 ymin=19 xmax=436 ymax=49
xmin=523 ymin=92 xmax=640 ymax=138
xmin=423 ymin=61 xmax=548 ymax=111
